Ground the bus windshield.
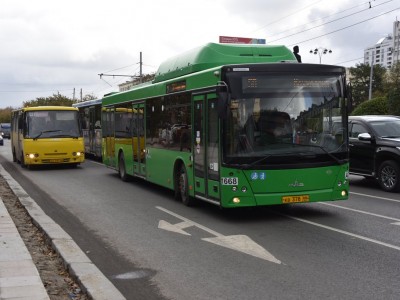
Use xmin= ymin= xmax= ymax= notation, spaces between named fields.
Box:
xmin=26 ymin=110 xmax=81 ymax=139
xmin=223 ymin=72 xmax=348 ymax=168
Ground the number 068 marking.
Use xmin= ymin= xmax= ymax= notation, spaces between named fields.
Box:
xmin=221 ymin=177 xmax=238 ymax=185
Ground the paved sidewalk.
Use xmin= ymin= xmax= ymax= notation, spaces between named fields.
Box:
xmin=0 ymin=165 xmax=126 ymax=300
xmin=0 ymin=198 xmax=50 ymax=300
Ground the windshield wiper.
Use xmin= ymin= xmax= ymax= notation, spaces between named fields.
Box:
xmin=295 ymin=142 xmax=343 ymax=165
xmin=33 ymin=130 xmax=62 ymax=140
xmin=381 ymin=135 xmax=400 ymax=138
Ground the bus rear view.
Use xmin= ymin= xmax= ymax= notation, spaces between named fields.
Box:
xmin=11 ymin=106 xmax=85 ymax=167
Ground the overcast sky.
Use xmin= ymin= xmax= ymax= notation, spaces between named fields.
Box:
xmin=1 ymin=0 xmax=399 ymax=108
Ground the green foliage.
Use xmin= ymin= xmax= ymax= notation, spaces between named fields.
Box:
xmin=387 ymin=88 xmax=400 ymax=116
xmin=351 ymin=97 xmax=388 ymax=116
xmin=349 ymin=63 xmax=386 ymax=110
xmin=23 ymin=93 xmax=77 ymax=107
xmin=0 ymin=107 xmax=13 ymax=123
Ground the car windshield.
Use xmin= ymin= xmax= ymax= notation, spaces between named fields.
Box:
xmin=370 ymin=119 xmax=400 ymax=138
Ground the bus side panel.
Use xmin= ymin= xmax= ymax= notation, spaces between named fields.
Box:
xmin=115 ymin=139 xmax=134 ymax=175
xmin=146 ymin=147 xmax=192 ymax=192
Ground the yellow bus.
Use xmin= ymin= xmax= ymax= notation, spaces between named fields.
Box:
xmin=11 ymin=106 xmax=85 ymax=167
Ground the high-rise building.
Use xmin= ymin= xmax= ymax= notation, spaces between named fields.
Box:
xmin=393 ymin=20 xmax=400 ymax=65
xmin=364 ymin=20 xmax=400 ymax=69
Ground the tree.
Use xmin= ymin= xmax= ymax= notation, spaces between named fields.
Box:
xmin=385 ymin=62 xmax=400 ymax=116
xmin=23 ymin=93 xmax=77 ymax=107
xmin=385 ymin=61 xmax=400 ymax=91
xmin=0 ymin=107 xmax=13 ymax=123
xmin=349 ymin=63 xmax=386 ymax=111
xmin=351 ymin=96 xmax=388 ymax=116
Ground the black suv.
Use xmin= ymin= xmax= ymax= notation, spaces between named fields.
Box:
xmin=348 ymin=115 xmax=400 ymax=192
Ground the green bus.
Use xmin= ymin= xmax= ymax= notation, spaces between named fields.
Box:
xmin=101 ymin=43 xmax=349 ymax=208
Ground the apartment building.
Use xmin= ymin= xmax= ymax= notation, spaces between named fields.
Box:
xmin=364 ymin=20 xmax=400 ymax=69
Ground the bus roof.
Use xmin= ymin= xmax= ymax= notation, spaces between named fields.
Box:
xmin=153 ymin=43 xmax=297 ymax=83
xmin=13 ymin=106 xmax=78 ymax=112
xmin=73 ymin=99 xmax=102 ymax=108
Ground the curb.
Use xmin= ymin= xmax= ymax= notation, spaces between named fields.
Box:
xmin=0 ymin=165 xmax=126 ymax=300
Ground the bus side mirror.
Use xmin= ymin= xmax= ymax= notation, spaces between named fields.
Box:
xmin=217 ymin=91 xmax=230 ymax=120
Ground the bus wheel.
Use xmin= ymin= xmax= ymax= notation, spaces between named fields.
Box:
xmin=377 ymin=160 xmax=400 ymax=192
xmin=20 ymin=153 xmax=26 ymax=168
xmin=12 ymin=148 xmax=17 ymax=162
xmin=118 ymin=153 xmax=129 ymax=182
xmin=176 ymin=165 xmax=195 ymax=206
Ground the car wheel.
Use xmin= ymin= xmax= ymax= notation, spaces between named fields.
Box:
xmin=377 ymin=160 xmax=400 ymax=192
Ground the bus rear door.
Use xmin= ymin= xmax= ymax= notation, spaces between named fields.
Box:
xmin=132 ymin=102 xmax=146 ymax=177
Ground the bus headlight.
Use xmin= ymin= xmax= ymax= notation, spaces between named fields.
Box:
xmin=341 ymin=190 xmax=347 ymax=197
xmin=73 ymin=152 xmax=83 ymax=157
xmin=232 ymin=197 xmax=241 ymax=204
xmin=28 ymin=153 xmax=38 ymax=159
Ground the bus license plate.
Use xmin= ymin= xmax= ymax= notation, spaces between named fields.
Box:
xmin=282 ymin=195 xmax=310 ymax=203
xmin=49 ymin=159 xmax=62 ymax=163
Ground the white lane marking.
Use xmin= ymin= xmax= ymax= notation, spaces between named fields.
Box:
xmin=319 ymin=202 xmax=400 ymax=225
xmin=156 ymin=206 xmax=281 ymax=264
xmin=350 ymin=192 xmax=400 ymax=203
xmin=156 ymin=206 xmax=222 ymax=237
xmin=278 ymin=213 xmax=400 ymax=251
xmin=112 ymin=271 xmax=150 ymax=280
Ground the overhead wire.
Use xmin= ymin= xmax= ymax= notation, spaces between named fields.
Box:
xmin=267 ymin=0 xmax=375 ymax=39
xmin=250 ymin=0 xmax=325 ymax=34
xmin=268 ymin=0 xmax=394 ymax=43
xmin=288 ymin=6 xmax=400 ymax=46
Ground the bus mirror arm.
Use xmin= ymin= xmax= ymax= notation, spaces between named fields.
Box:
xmin=217 ymin=81 xmax=230 ymax=120
xmin=217 ymin=91 xmax=230 ymax=120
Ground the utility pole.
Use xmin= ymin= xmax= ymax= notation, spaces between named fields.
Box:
xmin=140 ymin=52 xmax=143 ymax=83
xmin=368 ymin=51 xmax=374 ymax=100
xmin=73 ymin=88 xmax=75 ymax=100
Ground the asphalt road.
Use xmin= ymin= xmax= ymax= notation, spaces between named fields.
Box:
xmin=1 ymin=139 xmax=399 ymax=300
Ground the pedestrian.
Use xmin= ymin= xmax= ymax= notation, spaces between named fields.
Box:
xmin=293 ymin=45 xmax=302 ymax=63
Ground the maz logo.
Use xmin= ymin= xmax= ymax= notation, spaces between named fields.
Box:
xmin=289 ymin=180 xmax=304 ymax=187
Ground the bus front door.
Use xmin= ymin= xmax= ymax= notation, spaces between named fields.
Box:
xmin=104 ymin=108 xmax=116 ymax=167
xmin=132 ymin=102 xmax=146 ymax=177
xmin=193 ymin=94 xmax=220 ymax=204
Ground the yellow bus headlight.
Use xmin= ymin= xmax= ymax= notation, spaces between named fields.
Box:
xmin=27 ymin=153 xmax=38 ymax=159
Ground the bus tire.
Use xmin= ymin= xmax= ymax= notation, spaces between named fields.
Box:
xmin=377 ymin=160 xmax=400 ymax=192
xmin=176 ymin=164 xmax=195 ymax=206
xmin=12 ymin=148 xmax=17 ymax=162
xmin=118 ymin=153 xmax=129 ymax=182
xmin=20 ymin=152 xmax=26 ymax=168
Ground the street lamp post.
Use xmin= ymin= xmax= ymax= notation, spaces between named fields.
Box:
xmin=309 ymin=47 xmax=332 ymax=64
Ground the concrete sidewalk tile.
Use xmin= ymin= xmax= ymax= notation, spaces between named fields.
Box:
xmin=0 ymin=275 xmax=43 ymax=288
xmin=0 ymin=241 xmax=31 ymax=262
xmin=0 ymin=260 xmax=39 ymax=278
xmin=0 ymin=284 xmax=49 ymax=299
